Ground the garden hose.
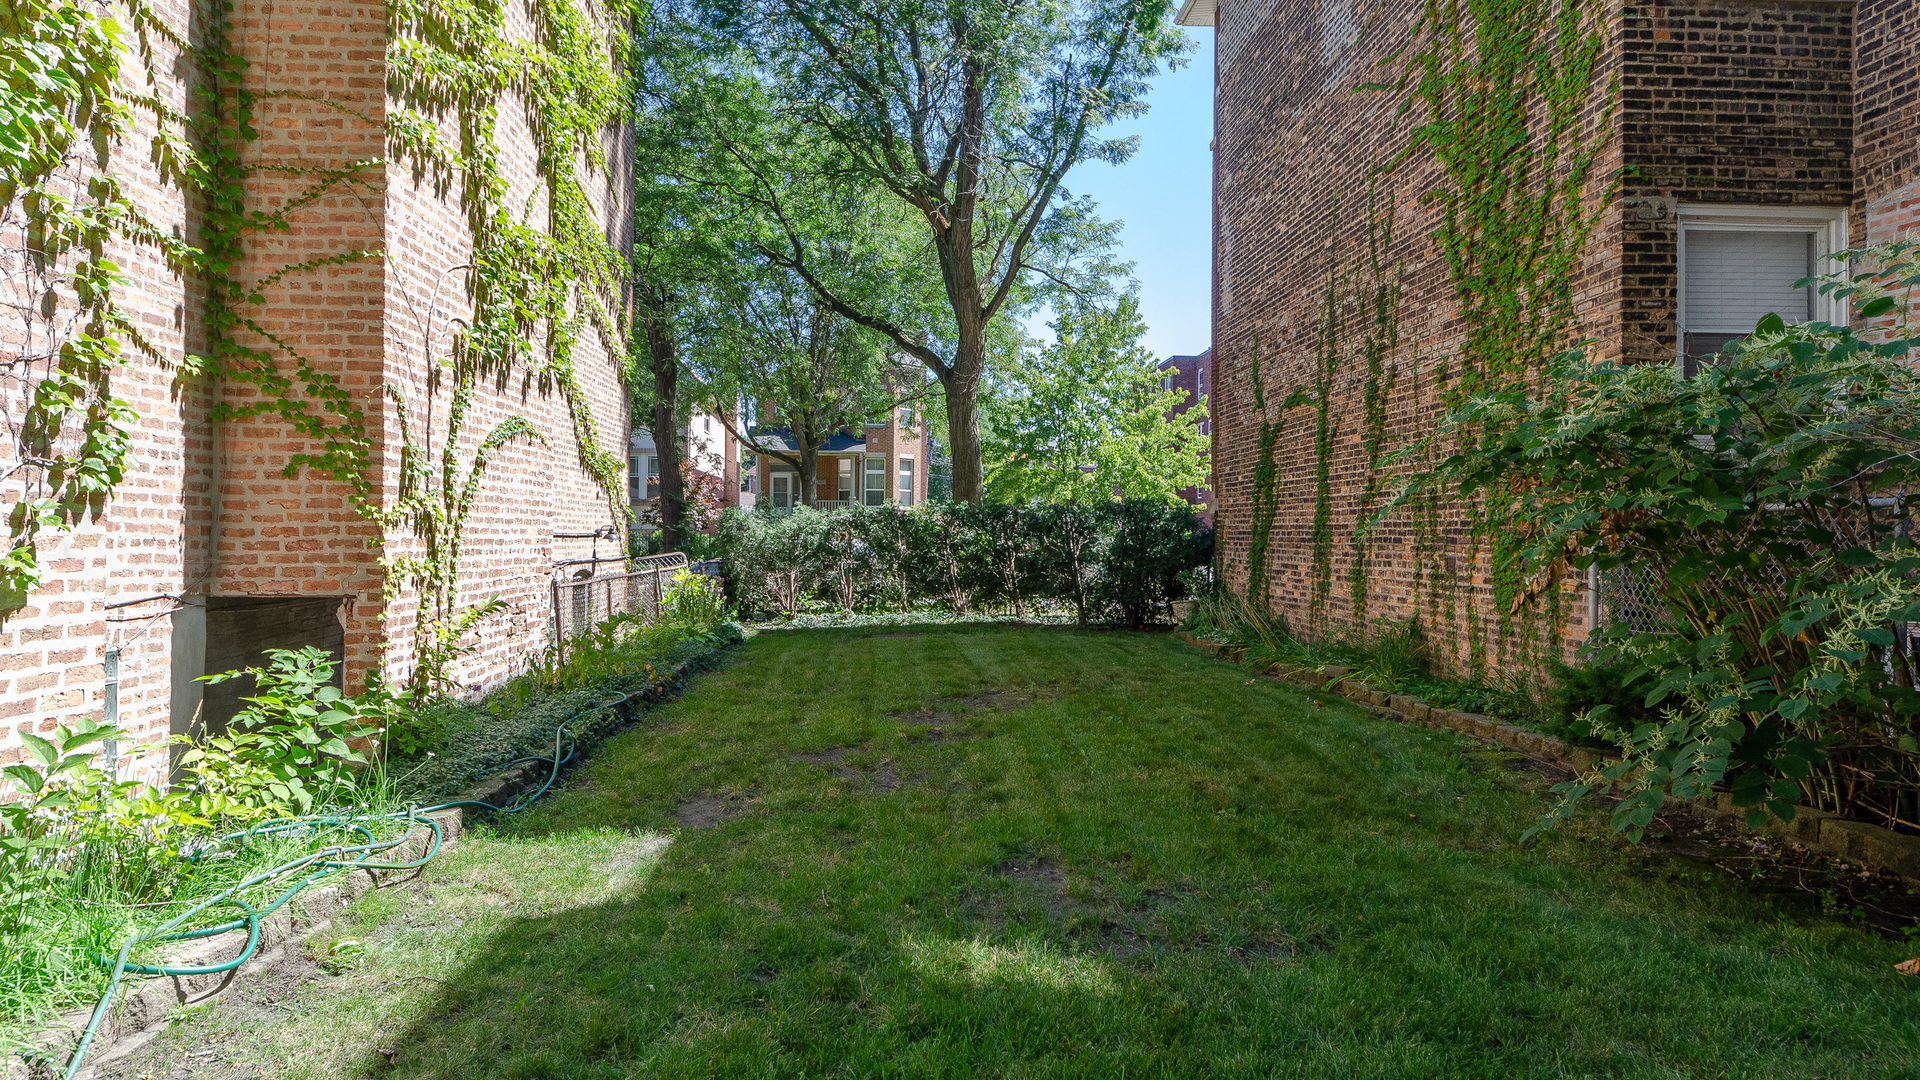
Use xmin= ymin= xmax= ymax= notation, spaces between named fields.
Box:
xmin=58 ymin=695 xmax=625 ymax=1080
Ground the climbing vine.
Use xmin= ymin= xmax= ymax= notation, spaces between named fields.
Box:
xmin=2 ymin=0 xmax=637 ymax=690
xmin=1242 ymin=331 xmax=1283 ymax=606
xmin=381 ymin=0 xmax=637 ymax=688
xmin=1346 ymin=174 xmax=1403 ymax=625
xmin=1387 ymin=0 xmax=1614 ymax=672
xmin=1307 ymin=231 xmax=1341 ymax=634
xmin=0 ymin=0 xmax=191 ymax=615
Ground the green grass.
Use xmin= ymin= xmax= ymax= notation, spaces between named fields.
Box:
xmin=135 ymin=625 xmax=1920 ymax=1079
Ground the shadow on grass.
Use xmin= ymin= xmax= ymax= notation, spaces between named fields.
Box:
xmin=339 ymin=624 xmax=1919 ymax=1080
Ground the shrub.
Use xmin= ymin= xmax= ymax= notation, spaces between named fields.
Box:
xmin=182 ymin=647 xmax=406 ymax=818
xmin=1407 ymin=238 xmax=1920 ymax=837
xmin=712 ymin=500 xmax=1212 ymax=625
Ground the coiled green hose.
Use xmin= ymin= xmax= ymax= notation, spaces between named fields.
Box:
xmin=59 ymin=695 xmax=623 ymax=1079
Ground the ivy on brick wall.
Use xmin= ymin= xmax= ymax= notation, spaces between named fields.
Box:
xmin=0 ymin=0 xmax=637 ymax=685
xmin=381 ymin=0 xmax=637 ymax=690
xmin=0 ymin=0 xmax=192 ymax=616
xmin=1242 ymin=331 xmax=1284 ymax=606
xmin=1385 ymin=0 xmax=1614 ymax=675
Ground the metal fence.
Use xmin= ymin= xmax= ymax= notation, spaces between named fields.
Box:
xmin=550 ymin=551 xmax=689 ymax=656
xmin=1591 ymin=563 xmax=1669 ymax=635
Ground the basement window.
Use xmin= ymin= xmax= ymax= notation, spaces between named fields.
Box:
xmin=1677 ymin=205 xmax=1849 ymax=377
xmin=199 ymin=597 xmax=347 ymax=735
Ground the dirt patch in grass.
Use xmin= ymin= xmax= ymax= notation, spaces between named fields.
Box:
xmin=870 ymin=632 xmax=923 ymax=639
xmin=893 ymin=687 xmax=1044 ymax=730
xmin=995 ymin=855 xmax=1067 ymax=893
xmin=790 ymin=747 xmax=906 ymax=793
xmin=673 ymin=794 xmax=748 ymax=829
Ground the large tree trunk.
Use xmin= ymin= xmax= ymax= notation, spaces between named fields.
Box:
xmin=939 ymin=340 xmax=985 ymax=504
xmin=645 ymin=309 xmax=686 ymax=552
xmin=798 ymin=443 xmax=820 ymax=507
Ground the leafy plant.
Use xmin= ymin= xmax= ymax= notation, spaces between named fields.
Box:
xmin=712 ymin=500 xmax=1211 ymax=625
xmin=1403 ymin=239 xmax=1920 ymax=838
xmin=183 ymin=648 xmax=400 ymax=817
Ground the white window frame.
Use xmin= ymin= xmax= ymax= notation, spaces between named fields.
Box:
xmin=863 ymin=456 xmax=887 ymax=506
xmin=770 ymin=471 xmax=794 ymax=509
xmin=897 ymin=456 xmax=915 ymax=507
xmin=836 ymin=457 xmax=854 ymax=503
xmin=1675 ymin=204 xmax=1850 ymax=370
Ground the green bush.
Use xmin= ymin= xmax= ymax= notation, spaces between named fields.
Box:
xmin=1407 ymin=238 xmax=1920 ymax=837
xmin=183 ymin=647 xmax=403 ymax=817
xmin=714 ymin=500 xmax=1213 ymax=625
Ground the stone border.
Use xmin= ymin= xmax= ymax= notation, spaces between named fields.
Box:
xmin=1172 ymin=632 xmax=1920 ymax=885
xmin=33 ymin=637 xmax=740 ymax=1079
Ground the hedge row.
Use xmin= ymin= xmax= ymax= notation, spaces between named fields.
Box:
xmin=713 ymin=501 xmax=1212 ymax=626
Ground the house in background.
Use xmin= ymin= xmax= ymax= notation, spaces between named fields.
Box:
xmin=751 ymin=404 xmax=933 ymax=510
xmin=1180 ymin=0 xmax=1917 ymax=672
xmin=629 ymin=406 xmax=751 ymax=532
xmin=1159 ymin=348 xmax=1214 ymax=524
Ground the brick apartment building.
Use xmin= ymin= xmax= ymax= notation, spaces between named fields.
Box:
xmin=0 ymin=2 xmax=632 ymax=782
xmin=1179 ymin=0 xmax=1917 ymax=672
xmin=1158 ymin=348 xmax=1215 ymax=522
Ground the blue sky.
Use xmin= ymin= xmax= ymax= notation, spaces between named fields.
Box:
xmin=1059 ymin=31 xmax=1215 ymax=361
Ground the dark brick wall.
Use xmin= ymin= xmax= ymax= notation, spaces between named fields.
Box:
xmin=1856 ymin=0 xmax=1919 ymax=241
xmin=1208 ymin=0 xmax=1876 ymax=677
xmin=1614 ymin=1 xmax=1855 ymax=364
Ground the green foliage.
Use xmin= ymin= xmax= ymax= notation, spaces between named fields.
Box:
xmin=184 ymin=648 xmax=405 ymax=818
xmin=690 ymin=0 xmax=1187 ymax=502
xmin=984 ymin=294 xmax=1209 ymax=507
xmin=1368 ymin=0 xmax=1614 ymax=670
xmin=1544 ymin=657 xmax=1656 ymax=740
xmin=714 ymin=501 xmax=1211 ymax=625
xmin=662 ymin=569 xmax=727 ymax=628
xmin=1408 ymin=241 xmax=1920 ymax=839
xmin=0 ymin=0 xmax=190 ymax=615
xmin=394 ymin=624 xmax=743 ymax=803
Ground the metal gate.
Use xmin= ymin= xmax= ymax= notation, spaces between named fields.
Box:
xmin=550 ymin=551 xmax=689 ymax=657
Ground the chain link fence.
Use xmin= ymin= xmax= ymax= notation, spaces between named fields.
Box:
xmin=550 ymin=552 xmax=688 ymax=656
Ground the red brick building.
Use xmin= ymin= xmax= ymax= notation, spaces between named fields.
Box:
xmin=0 ymin=2 xmax=633 ymax=781
xmin=1158 ymin=348 xmax=1215 ymax=522
xmin=1180 ymin=0 xmax=1917 ymax=673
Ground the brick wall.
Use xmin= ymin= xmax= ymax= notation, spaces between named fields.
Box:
xmin=1614 ymin=1 xmax=1855 ymax=364
xmin=0 ymin=1 xmax=632 ymax=779
xmin=1857 ymin=0 xmax=1919 ymax=243
xmin=1206 ymin=0 xmax=1876 ymax=679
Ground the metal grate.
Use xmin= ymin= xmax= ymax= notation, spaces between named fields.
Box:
xmin=549 ymin=551 xmax=688 ymax=656
xmin=1595 ymin=563 xmax=1669 ymax=635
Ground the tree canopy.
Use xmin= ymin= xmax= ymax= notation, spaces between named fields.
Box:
xmin=690 ymin=0 xmax=1188 ymax=504
xmin=983 ymin=295 xmax=1208 ymax=507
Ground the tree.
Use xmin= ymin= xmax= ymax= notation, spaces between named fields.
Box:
xmin=692 ymin=259 xmax=931 ymax=506
xmin=983 ymin=294 xmax=1208 ymax=506
xmin=628 ymin=14 xmax=738 ymax=552
xmin=697 ymin=0 xmax=1186 ymax=504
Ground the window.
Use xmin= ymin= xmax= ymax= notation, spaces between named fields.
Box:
xmin=629 ymin=454 xmax=660 ymax=500
xmin=837 ymin=458 xmax=854 ymax=503
xmin=898 ymin=457 xmax=915 ymax=507
xmin=898 ymin=404 xmax=914 ymax=429
xmin=1677 ymin=205 xmax=1848 ymax=376
xmin=864 ymin=457 xmax=887 ymax=505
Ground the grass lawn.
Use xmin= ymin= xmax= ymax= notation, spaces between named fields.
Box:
xmin=115 ymin=625 xmax=1920 ymax=1079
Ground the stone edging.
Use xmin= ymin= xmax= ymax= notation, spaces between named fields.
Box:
xmin=1173 ymin=631 xmax=1920 ymax=885
xmin=34 ymin=637 xmax=741 ymax=1079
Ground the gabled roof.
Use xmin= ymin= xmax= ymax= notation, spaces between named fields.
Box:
xmin=751 ymin=426 xmax=867 ymax=454
xmin=1174 ymin=0 xmax=1215 ymax=27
